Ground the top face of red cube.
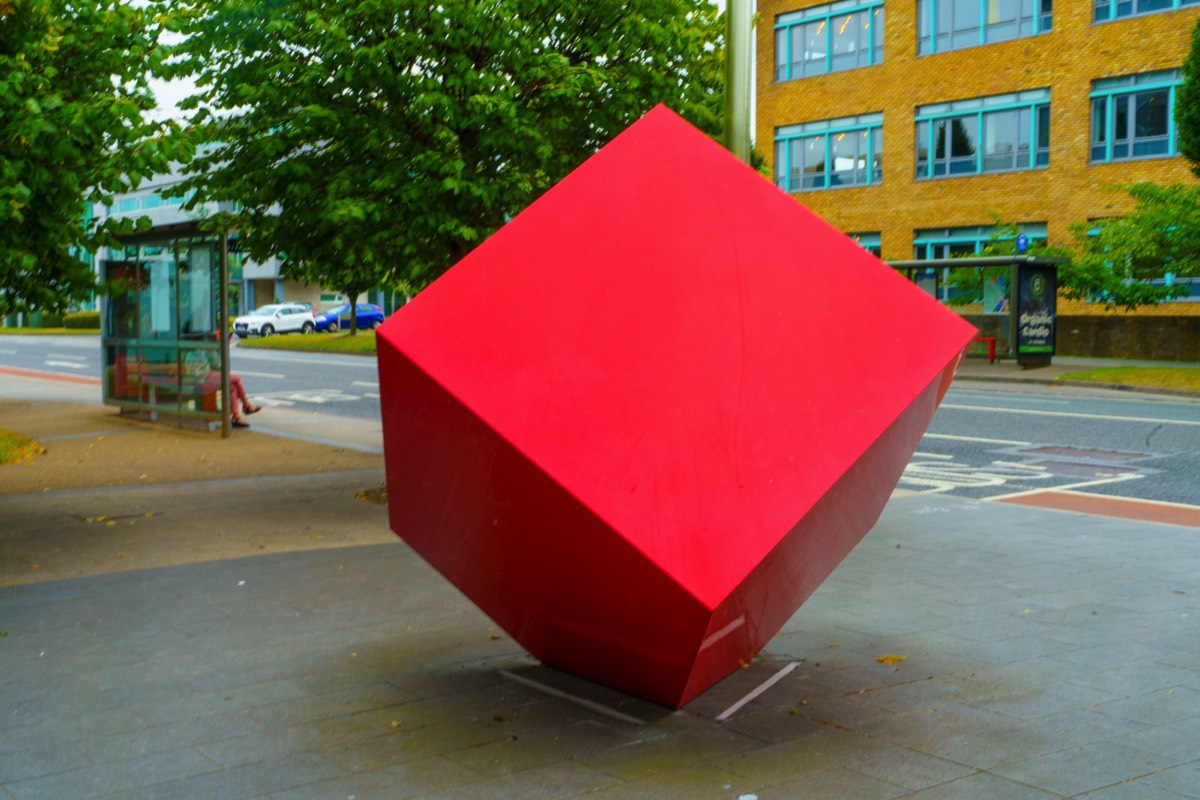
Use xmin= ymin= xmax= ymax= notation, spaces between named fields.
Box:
xmin=381 ymin=106 xmax=975 ymax=608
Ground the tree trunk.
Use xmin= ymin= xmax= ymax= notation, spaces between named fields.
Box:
xmin=346 ymin=291 xmax=359 ymax=335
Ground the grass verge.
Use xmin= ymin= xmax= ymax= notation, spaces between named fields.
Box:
xmin=235 ymin=331 xmax=377 ymax=355
xmin=1057 ymin=366 xmax=1200 ymax=392
xmin=0 ymin=428 xmax=45 ymax=465
xmin=0 ymin=328 xmax=100 ymax=335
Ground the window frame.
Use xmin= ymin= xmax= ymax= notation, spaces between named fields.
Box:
xmin=775 ymin=0 xmax=885 ymax=82
xmin=848 ymin=232 xmax=882 ymax=256
xmin=915 ymin=90 xmax=1050 ymax=179
xmin=1089 ymin=70 xmax=1181 ymax=164
xmin=918 ymin=0 xmax=1052 ymax=56
xmin=775 ymin=113 xmax=884 ymax=193
xmin=912 ymin=223 xmax=1048 ymax=301
xmin=1094 ymin=0 xmax=1199 ymax=23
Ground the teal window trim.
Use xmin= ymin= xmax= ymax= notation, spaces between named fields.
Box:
xmin=919 ymin=0 xmax=1052 ymax=56
xmin=1089 ymin=70 xmax=1181 ymax=163
xmin=775 ymin=114 xmax=884 ymax=192
xmin=913 ymin=224 xmax=1048 ymax=255
xmin=1094 ymin=0 xmax=1200 ymax=23
xmin=775 ymin=0 xmax=884 ymax=82
xmin=912 ymin=223 xmax=1047 ymax=301
xmin=848 ymin=231 xmax=882 ymax=256
xmin=915 ymin=91 xmax=1050 ymax=179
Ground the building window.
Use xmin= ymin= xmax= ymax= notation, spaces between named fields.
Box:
xmin=1090 ymin=70 xmax=1180 ymax=163
xmin=913 ymin=223 xmax=1046 ymax=299
xmin=775 ymin=114 xmax=883 ymax=192
xmin=918 ymin=0 xmax=1052 ymax=56
xmin=916 ymin=90 xmax=1050 ymax=179
xmin=775 ymin=0 xmax=884 ymax=82
xmin=1094 ymin=0 xmax=1200 ymax=23
xmin=849 ymin=232 xmax=882 ymax=256
xmin=913 ymin=223 xmax=1047 ymax=258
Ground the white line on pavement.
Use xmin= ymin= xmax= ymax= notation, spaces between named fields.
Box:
xmin=940 ymin=403 xmax=1200 ymax=428
xmin=352 ymin=380 xmax=378 ymax=388
xmin=498 ymin=670 xmax=645 ymax=726
xmin=716 ymin=661 xmax=800 ymax=722
xmin=43 ymin=360 xmax=87 ymax=369
xmin=236 ymin=370 xmax=286 ymax=379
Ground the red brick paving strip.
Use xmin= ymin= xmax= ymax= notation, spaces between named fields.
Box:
xmin=0 ymin=365 xmax=100 ymax=385
xmin=1000 ymin=490 xmax=1200 ymax=529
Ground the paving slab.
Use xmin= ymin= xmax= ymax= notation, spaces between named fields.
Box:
xmin=2 ymin=489 xmax=1199 ymax=798
xmin=4 ymin=365 xmax=1200 ymax=798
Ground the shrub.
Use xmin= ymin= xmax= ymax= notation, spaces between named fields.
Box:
xmin=64 ymin=310 xmax=101 ymax=329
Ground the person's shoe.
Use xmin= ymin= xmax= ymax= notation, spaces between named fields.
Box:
xmin=232 ymin=418 xmax=250 ymax=428
xmin=244 ymin=404 xmax=262 ymax=415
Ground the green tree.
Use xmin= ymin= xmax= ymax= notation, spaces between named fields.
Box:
xmin=944 ymin=214 xmax=1070 ymax=306
xmin=166 ymin=0 xmax=725 ymax=331
xmin=0 ymin=0 xmax=174 ymax=315
xmin=1056 ymin=19 xmax=1200 ymax=311
xmin=1176 ymin=16 xmax=1200 ymax=176
xmin=1067 ymin=182 xmax=1200 ymax=309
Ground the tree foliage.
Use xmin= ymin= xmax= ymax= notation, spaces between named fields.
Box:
xmin=0 ymin=0 xmax=173 ymax=315
xmin=1066 ymin=182 xmax=1200 ymax=309
xmin=1176 ymin=16 xmax=1200 ymax=177
xmin=166 ymin=0 xmax=725 ymax=326
xmin=944 ymin=214 xmax=1070 ymax=306
xmin=1049 ymin=16 xmax=1200 ymax=311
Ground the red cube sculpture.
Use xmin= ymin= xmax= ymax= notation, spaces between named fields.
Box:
xmin=377 ymin=106 xmax=975 ymax=708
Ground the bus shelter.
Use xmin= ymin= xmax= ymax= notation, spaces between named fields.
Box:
xmin=888 ymin=255 xmax=1065 ymax=367
xmin=100 ymin=224 xmax=234 ymax=435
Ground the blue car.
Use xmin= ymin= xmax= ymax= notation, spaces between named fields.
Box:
xmin=314 ymin=303 xmax=386 ymax=333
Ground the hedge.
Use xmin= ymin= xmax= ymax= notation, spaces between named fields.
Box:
xmin=64 ymin=310 xmax=101 ymax=329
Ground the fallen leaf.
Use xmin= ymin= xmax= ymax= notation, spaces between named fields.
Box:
xmin=874 ymin=654 xmax=906 ymax=665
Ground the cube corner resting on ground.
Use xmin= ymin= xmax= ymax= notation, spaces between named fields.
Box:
xmin=375 ymin=105 xmax=977 ymax=708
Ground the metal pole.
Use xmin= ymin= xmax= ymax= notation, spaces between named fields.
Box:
xmin=723 ymin=0 xmax=753 ymax=163
xmin=219 ymin=231 xmax=231 ymax=438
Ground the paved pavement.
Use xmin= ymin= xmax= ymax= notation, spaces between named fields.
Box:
xmin=2 ymin=358 xmax=1200 ymax=799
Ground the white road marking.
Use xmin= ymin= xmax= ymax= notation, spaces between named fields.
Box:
xmin=923 ymin=432 xmax=1032 ymax=446
xmin=43 ymin=360 xmax=87 ymax=369
xmin=986 ymin=473 xmax=1144 ymax=502
xmin=940 ymin=403 xmax=1200 ymax=428
xmin=236 ymin=370 xmax=286 ymax=379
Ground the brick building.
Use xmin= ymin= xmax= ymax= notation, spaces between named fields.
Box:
xmin=757 ymin=0 xmax=1200 ymax=316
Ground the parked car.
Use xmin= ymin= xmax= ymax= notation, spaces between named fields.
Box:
xmin=233 ymin=303 xmax=317 ymax=338
xmin=314 ymin=302 xmax=386 ymax=333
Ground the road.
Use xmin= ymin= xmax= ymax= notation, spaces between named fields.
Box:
xmin=5 ymin=334 xmax=1200 ymax=510
xmin=908 ymin=382 xmax=1200 ymax=509
xmin=0 ymin=334 xmax=382 ymax=421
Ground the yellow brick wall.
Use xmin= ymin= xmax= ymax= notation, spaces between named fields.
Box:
xmin=757 ymin=1 xmax=1200 ymax=265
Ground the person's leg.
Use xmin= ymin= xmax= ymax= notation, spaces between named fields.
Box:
xmin=233 ymin=372 xmax=262 ymax=414
xmin=230 ymin=372 xmax=249 ymax=408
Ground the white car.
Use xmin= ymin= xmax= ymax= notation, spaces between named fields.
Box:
xmin=233 ymin=303 xmax=317 ymax=338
